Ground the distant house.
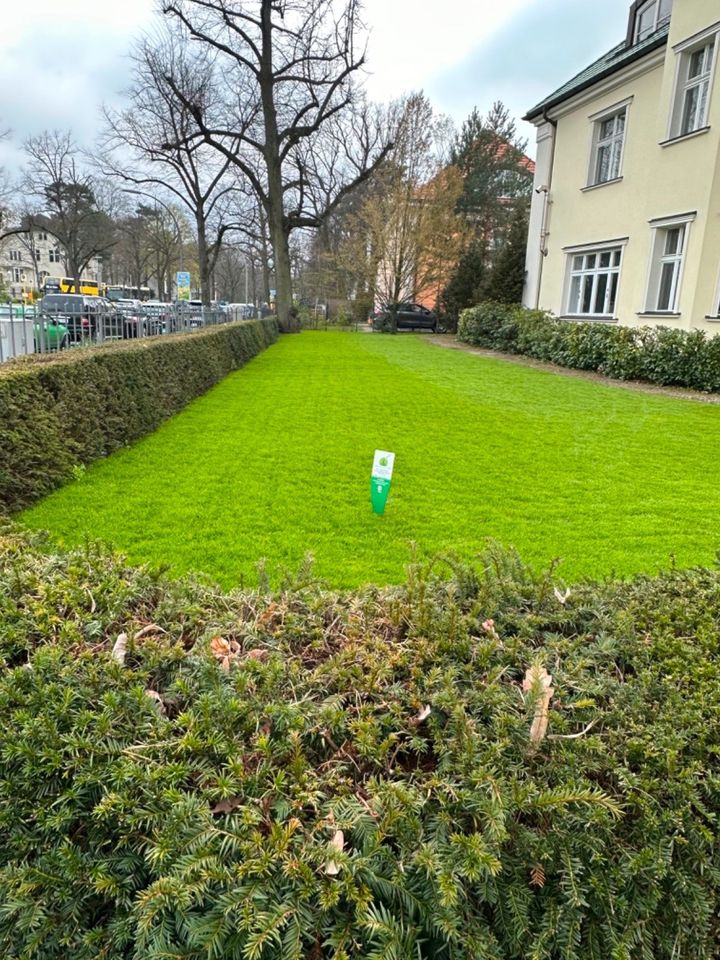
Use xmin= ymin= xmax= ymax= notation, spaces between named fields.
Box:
xmin=523 ymin=0 xmax=720 ymax=330
xmin=406 ymin=141 xmax=535 ymax=312
xmin=0 ymin=230 xmax=103 ymax=300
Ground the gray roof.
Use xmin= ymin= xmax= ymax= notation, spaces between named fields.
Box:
xmin=524 ymin=23 xmax=670 ymax=121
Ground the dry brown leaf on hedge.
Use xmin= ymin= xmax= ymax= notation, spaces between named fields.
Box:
xmin=210 ymin=636 xmax=232 ymax=658
xmin=245 ymin=648 xmax=268 ymax=661
xmin=523 ymin=664 xmax=554 ymax=744
xmin=325 ymin=829 xmax=345 ymax=876
xmin=257 ymin=602 xmax=279 ymax=627
xmin=210 ymin=636 xmax=241 ymax=671
xmin=210 ymin=796 xmax=244 ymax=815
xmin=415 ymin=705 xmax=431 ymax=723
xmin=530 ymin=864 xmax=546 ymax=887
xmin=111 ymin=633 xmax=128 ymax=665
xmin=144 ymin=689 xmax=166 ymax=716
xmin=135 ymin=623 xmax=167 ymax=640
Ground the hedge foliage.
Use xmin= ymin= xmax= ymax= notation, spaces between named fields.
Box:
xmin=0 ymin=318 xmax=278 ymax=513
xmin=1 ymin=526 xmax=719 ymax=959
xmin=458 ymin=302 xmax=720 ymax=392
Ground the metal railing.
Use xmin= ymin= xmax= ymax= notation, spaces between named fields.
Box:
xmin=0 ymin=302 xmax=259 ymax=364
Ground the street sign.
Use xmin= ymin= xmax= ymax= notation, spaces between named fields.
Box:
xmin=176 ymin=271 xmax=191 ymax=301
xmin=371 ymin=450 xmax=395 ymax=515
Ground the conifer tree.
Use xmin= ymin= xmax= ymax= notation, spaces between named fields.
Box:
xmin=482 ymin=204 xmax=529 ymax=304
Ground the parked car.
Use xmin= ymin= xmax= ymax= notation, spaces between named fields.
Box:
xmin=372 ymin=302 xmax=439 ymax=332
xmin=40 ymin=293 xmax=100 ymax=342
xmin=115 ymin=299 xmax=156 ymax=338
xmin=34 ymin=317 xmax=69 ymax=351
xmin=40 ymin=293 xmax=128 ymax=342
xmin=141 ymin=301 xmax=171 ymax=334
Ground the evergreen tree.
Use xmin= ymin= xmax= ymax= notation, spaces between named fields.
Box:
xmin=450 ymin=101 xmax=533 ymax=242
xmin=482 ymin=204 xmax=530 ymax=304
xmin=440 ymin=240 xmax=487 ymax=329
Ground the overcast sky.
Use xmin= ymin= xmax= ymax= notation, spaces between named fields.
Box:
xmin=0 ymin=0 xmax=631 ymax=171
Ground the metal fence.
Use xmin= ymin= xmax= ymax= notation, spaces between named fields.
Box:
xmin=0 ymin=302 xmax=263 ymax=364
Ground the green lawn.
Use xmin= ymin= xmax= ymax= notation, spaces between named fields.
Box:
xmin=19 ymin=331 xmax=720 ymax=588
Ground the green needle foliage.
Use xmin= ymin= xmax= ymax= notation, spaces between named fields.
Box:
xmin=1 ymin=526 xmax=720 ymax=958
xmin=19 ymin=331 xmax=720 ymax=588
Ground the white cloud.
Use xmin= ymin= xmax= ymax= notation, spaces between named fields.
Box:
xmin=362 ymin=0 xmax=536 ymax=105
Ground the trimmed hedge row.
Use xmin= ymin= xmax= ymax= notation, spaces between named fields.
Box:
xmin=1 ymin=527 xmax=720 ymax=959
xmin=0 ymin=318 xmax=278 ymax=513
xmin=458 ymin=302 xmax=720 ymax=391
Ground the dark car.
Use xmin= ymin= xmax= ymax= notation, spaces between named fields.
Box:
xmin=40 ymin=294 xmax=100 ymax=343
xmin=40 ymin=294 xmax=126 ymax=342
xmin=115 ymin=299 xmax=164 ymax=338
xmin=372 ymin=302 xmax=439 ymax=333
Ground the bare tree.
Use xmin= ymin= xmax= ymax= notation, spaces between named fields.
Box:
xmin=160 ymin=0 xmax=392 ymax=331
xmin=22 ymin=131 xmax=117 ymax=292
xmin=103 ymin=31 xmax=239 ymax=307
xmin=333 ymin=94 xmax=467 ymax=319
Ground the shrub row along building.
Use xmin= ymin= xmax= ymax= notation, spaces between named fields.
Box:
xmin=524 ymin=0 xmax=720 ymax=330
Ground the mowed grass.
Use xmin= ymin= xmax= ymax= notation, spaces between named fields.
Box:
xmin=19 ymin=331 xmax=720 ymax=589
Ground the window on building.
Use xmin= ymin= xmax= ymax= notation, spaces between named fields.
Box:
xmin=634 ymin=0 xmax=672 ymax=43
xmin=589 ymin=107 xmax=627 ymax=185
xmin=13 ymin=268 xmax=21 ymax=282
xmin=9 ymin=249 xmax=22 ymax=262
xmin=645 ymin=217 xmax=693 ymax=313
xmin=566 ymin=246 xmax=623 ymax=318
xmin=669 ymin=39 xmax=716 ymax=138
xmin=49 ymin=248 xmax=61 ymax=263
xmin=38 ymin=232 xmax=48 ymax=241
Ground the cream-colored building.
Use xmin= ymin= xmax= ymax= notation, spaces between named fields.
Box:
xmin=524 ymin=0 xmax=720 ymax=330
xmin=0 ymin=230 xmax=103 ymax=300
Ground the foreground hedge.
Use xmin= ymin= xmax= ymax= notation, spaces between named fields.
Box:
xmin=1 ymin=527 xmax=719 ymax=959
xmin=0 ymin=317 xmax=278 ymax=513
xmin=458 ymin=302 xmax=720 ymax=391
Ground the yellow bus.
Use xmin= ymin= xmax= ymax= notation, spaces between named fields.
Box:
xmin=45 ymin=278 xmax=106 ymax=297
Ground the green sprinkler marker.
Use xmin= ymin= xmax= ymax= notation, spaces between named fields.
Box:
xmin=371 ymin=450 xmax=395 ymax=515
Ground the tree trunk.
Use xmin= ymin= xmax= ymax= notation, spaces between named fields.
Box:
xmin=270 ymin=215 xmax=295 ymax=331
xmin=259 ymin=1 xmax=297 ymax=333
xmin=197 ymin=218 xmax=211 ymax=308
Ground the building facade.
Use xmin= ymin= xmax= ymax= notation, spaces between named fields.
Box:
xmin=0 ymin=230 xmax=103 ymax=300
xmin=524 ymin=0 xmax=720 ymax=331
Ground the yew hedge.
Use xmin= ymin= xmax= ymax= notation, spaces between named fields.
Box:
xmin=0 ymin=317 xmax=278 ymax=513
xmin=1 ymin=526 xmax=719 ymax=959
xmin=458 ymin=302 xmax=720 ymax=392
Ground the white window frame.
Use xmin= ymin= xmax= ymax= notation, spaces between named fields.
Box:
xmin=49 ymin=248 xmax=61 ymax=263
xmin=634 ymin=0 xmax=672 ymax=43
xmin=587 ymin=100 xmax=631 ymax=187
xmin=668 ymin=25 xmax=719 ymax=140
xmin=563 ymin=241 xmax=627 ymax=320
xmin=711 ymin=267 xmax=720 ymax=319
xmin=643 ymin=214 xmax=695 ymax=314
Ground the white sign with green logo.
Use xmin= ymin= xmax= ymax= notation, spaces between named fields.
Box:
xmin=371 ymin=450 xmax=395 ymax=515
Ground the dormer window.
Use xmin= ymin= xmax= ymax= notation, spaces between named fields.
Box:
xmin=634 ymin=0 xmax=672 ymax=43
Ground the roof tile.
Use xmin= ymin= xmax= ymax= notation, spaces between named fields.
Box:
xmin=525 ymin=22 xmax=670 ymax=121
